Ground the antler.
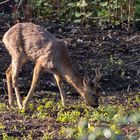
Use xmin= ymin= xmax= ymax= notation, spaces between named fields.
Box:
xmin=93 ymin=67 xmax=102 ymax=93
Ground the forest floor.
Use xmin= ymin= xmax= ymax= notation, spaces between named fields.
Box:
xmin=0 ymin=20 xmax=139 ymax=139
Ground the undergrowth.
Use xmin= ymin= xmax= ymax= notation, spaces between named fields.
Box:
xmin=0 ymin=91 xmax=139 ymax=139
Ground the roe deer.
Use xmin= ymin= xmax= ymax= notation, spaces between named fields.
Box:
xmin=2 ymin=23 xmax=102 ymax=109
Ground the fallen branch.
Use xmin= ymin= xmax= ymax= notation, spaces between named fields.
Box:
xmin=126 ymin=35 xmax=137 ymax=42
xmin=16 ymin=0 xmax=24 ymax=12
xmin=0 ymin=0 xmax=10 ymax=5
xmin=125 ymin=59 xmax=140 ymax=66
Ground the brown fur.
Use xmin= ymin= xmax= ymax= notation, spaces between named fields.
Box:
xmin=3 ymin=23 xmax=100 ymax=109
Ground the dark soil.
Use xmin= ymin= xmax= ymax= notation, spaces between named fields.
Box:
xmin=0 ymin=21 xmax=139 ymax=94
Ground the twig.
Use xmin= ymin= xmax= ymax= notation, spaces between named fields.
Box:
xmin=125 ymin=59 xmax=140 ymax=66
xmin=127 ymin=85 xmax=131 ymax=93
xmin=56 ymin=34 xmax=64 ymax=39
xmin=0 ymin=0 xmax=10 ymax=5
xmin=16 ymin=0 xmax=24 ymax=12
xmin=128 ymin=0 xmax=131 ymax=32
xmin=126 ymin=35 xmax=137 ymax=42
xmin=88 ymin=16 xmax=109 ymax=20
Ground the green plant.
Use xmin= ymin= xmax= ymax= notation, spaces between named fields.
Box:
xmin=57 ymin=110 xmax=81 ymax=123
xmin=0 ymin=123 xmax=5 ymax=132
xmin=4 ymin=0 xmax=136 ymax=29
xmin=0 ymin=103 xmax=7 ymax=111
xmin=0 ymin=89 xmax=139 ymax=139
xmin=2 ymin=133 xmax=18 ymax=140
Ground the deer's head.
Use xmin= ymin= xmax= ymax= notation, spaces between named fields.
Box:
xmin=82 ymin=68 xmax=102 ymax=108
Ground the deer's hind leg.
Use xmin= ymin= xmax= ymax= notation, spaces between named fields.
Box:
xmin=6 ymin=64 xmax=14 ymax=108
xmin=23 ymin=61 xmax=43 ymax=109
xmin=11 ymin=54 xmax=25 ymax=109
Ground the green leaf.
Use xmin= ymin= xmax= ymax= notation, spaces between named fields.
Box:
xmin=76 ymin=0 xmax=88 ymax=8
xmin=75 ymin=12 xmax=82 ymax=17
xmin=137 ymin=0 xmax=140 ymax=4
xmin=73 ymin=19 xmax=81 ymax=23
xmin=136 ymin=4 xmax=140 ymax=15
xmin=100 ymin=2 xmax=108 ymax=7
xmin=68 ymin=2 xmax=76 ymax=7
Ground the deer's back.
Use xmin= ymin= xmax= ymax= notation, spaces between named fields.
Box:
xmin=3 ymin=23 xmax=59 ymax=60
xmin=3 ymin=23 xmax=73 ymax=73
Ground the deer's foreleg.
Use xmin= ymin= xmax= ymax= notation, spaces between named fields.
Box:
xmin=54 ymin=74 xmax=66 ymax=106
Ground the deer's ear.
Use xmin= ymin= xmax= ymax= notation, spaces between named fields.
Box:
xmin=83 ymin=75 xmax=90 ymax=86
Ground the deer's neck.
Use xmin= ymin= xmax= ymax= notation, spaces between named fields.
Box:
xmin=63 ymin=67 xmax=84 ymax=97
